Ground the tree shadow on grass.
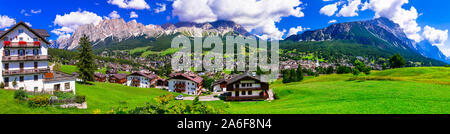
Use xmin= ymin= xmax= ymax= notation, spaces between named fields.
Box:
xmin=76 ymin=81 xmax=95 ymax=85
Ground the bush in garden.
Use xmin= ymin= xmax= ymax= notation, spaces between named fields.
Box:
xmin=75 ymin=95 xmax=86 ymax=103
xmin=54 ymin=91 xmax=75 ymax=99
xmin=120 ymin=94 xmax=225 ymax=114
xmin=14 ymin=89 xmax=27 ymax=101
xmin=28 ymin=95 xmax=49 ymax=107
xmin=0 ymin=82 xmax=4 ymax=89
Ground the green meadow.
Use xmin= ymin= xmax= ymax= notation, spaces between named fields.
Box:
xmin=0 ymin=67 xmax=449 ymax=114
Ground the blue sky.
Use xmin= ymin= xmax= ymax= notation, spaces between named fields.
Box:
xmin=0 ymin=0 xmax=449 ymax=56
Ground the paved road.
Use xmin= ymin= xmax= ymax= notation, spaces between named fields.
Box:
xmin=183 ymin=92 xmax=221 ymax=101
xmin=183 ymin=89 xmax=275 ymax=101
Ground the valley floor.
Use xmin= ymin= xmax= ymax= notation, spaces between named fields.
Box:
xmin=0 ymin=67 xmax=449 ymax=114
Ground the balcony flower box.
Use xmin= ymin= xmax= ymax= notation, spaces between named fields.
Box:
xmin=19 ymin=41 xmax=27 ymax=46
xmin=4 ymin=41 xmax=11 ymax=46
xmin=33 ymin=41 xmax=40 ymax=46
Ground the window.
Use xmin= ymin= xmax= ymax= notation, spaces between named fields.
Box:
xmin=19 ymin=37 xmax=23 ymax=41
xmin=4 ymin=77 xmax=9 ymax=87
xmin=18 ymin=50 xmax=25 ymax=56
xmin=65 ymin=83 xmax=70 ymax=90
xmin=34 ymin=62 xmax=38 ymax=69
xmin=34 ymin=75 xmax=38 ymax=81
xmin=19 ymin=76 xmax=24 ymax=82
xmin=248 ymin=90 xmax=252 ymax=95
xmin=34 ymin=49 xmax=39 ymax=56
xmin=18 ymin=29 xmax=24 ymax=34
xmin=242 ymin=90 xmax=246 ymax=95
xmin=4 ymin=37 xmax=8 ymax=41
xmin=33 ymin=38 xmax=38 ymax=41
xmin=34 ymin=87 xmax=38 ymax=92
xmin=4 ymin=50 xmax=10 ymax=56
xmin=4 ymin=63 xmax=8 ymax=70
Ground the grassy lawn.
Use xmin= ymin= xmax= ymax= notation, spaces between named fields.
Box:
xmin=0 ymin=82 xmax=177 ymax=114
xmin=61 ymin=65 xmax=131 ymax=75
xmin=206 ymin=67 xmax=450 ymax=114
xmin=1 ymin=67 xmax=449 ymax=114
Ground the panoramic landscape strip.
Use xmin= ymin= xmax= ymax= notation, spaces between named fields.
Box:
xmin=0 ymin=0 xmax=449 ymax=116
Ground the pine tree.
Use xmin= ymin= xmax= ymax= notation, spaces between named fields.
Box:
xmin=76 ymin=34 xmax=97 ymax=83
xmin=290 ymin=69 xmax=298 ymax=82
xmin=282 ymin=70 xmax=290 ymax=83
xmin=296 ymin=65 xmax=304 ymax=81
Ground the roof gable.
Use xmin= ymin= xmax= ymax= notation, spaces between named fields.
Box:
xmin=226 ymin=73 xmax=267 ymax=85
xmin=0 ymin=21 xmax=51 ymax=44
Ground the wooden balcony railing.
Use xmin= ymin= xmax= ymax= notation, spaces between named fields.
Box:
xmin=4 ymin=42 xmax=41 ymax=48
xmin=225 ymin=94 xmax=268 ymax=101
xmin=226 ymin=87 xmax=263 ymax=91
xmin=3 ymin=68 xmax=50 ymax=76
xmin=2 ymin=55 xmax=49 ymax=62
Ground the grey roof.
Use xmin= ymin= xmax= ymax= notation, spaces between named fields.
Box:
xmin=128 ymin=72 xmax=158 ymax=79
xmin=0 ymin=21 xmax=51 ymax=44
xmin=111 ymin=73 xmax=127 ymax=79
xmin=212 ymin=79 xmax=226 ymax=86
xmin=44 ymin=71 xmax=77 ymax=82
xmin=226 ymin=73 xmax=267 ymax=85
xmin=33 ymin=29 xmax=50 ymax=37
xmin=94 ymin=72 xmax=106 ymax=78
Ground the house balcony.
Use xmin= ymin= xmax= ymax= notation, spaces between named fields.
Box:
xmin=4 ymin=41 xmax=41 ymax=48
xmin=3 ymin=68 xmax=50 ymax=76
xmin=2 ymin=55 xmax=49 ymax=62
xmin=226 ymin=87 xmax=263 ymax=91
xmin=226 ymin=94 xmax=268 ymax=101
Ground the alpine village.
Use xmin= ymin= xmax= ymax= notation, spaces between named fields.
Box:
xmin=1 ymin=17 xmax=449 ymax=114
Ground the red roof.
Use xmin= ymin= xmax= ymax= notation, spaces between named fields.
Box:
xmin=128 ymin=72 xmax=158 ymax=80
xmin=169 ymin=73 xmax=203 ymax=84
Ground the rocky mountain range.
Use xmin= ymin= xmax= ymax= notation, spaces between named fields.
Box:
xmin=54 ymin=19 xmax=250 ymax=50
xmin=285 ymin=17 xmax=449 ymax=64
xmin=54 ymin=17 xmax=449 ymax=64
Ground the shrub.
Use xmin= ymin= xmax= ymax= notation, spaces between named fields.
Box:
xmin=54 ymin=91 xmax=75 ymax=99
xmin=336 ymin=66 xmax=352 ymax=74
xmin=0 ymin=82 xmax=4 ymax=89
xmin=273 ymin=93 xmax=280 ymax=100
xmin=352 ymin=68 xmax=360 ymax=77
xmin=14 ymin=89 xmax=27 ymax=101
xmin=75 ymin=95 xmax=86 ymax=103
xmin=389 ymin=54 xmax=405 ymax=68
xmin=28 ymin=95 xmax=49 ymax=107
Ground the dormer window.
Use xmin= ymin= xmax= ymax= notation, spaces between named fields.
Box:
xmin=19 ymin=37 xmax=23 ymax=41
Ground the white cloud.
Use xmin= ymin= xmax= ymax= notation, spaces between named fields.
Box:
xmin=20 ymin=9 xmax=30 ymax=16
xmin=25 ymin=22 xmax=32 ymax=27
xmin=320 ymin=3 xmax=339 ymax=16
xmin=0 ymin=15 xmax=16 ymax=29
xmin=328 ymin=19 xmax=337 ymax=24
xmin=109 ymin=11 xmax=121 ymax=19
xmin=31 ymin=9 xmax=42 ymax=14
xmin=52 ymin=10 xmax=103 ymax=39
xmin=423 ymin=25 xmax=448 ymax=46
xmin=107 ymin=0 xmax=150 ymax=10
xmin=172 ymin=0 xmax=305 ymax=40
xmin=363 ymin=0 xmax=421 ymax=42
xmin=154 ymin=3 xmax=167 ymax=13
xmin=130 ymin=11 xmax=138 ymax=18
xmin=287 ymin=26 xmax=309 ymax=37
xmin=337 ymin=0 xmax=361 ymax=17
